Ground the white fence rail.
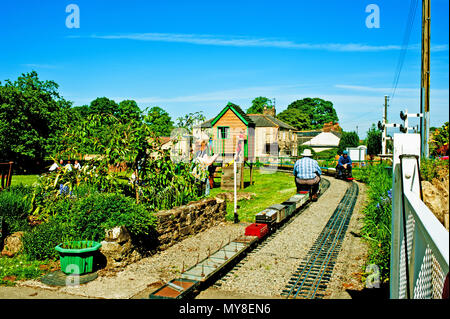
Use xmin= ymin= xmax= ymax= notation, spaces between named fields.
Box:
xmin=390 ymin=133 xmax=449 ymax=299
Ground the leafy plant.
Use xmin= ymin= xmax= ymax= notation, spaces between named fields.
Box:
xmin=0 ymin=255 xmax=51 ymax=285
xmin=360 ymin=163 xmax=392 ymax=282
xmin=430 ymin=122 xmax=449 ymax=157
xmin=0 ymin=185 xmax=33 ymax=235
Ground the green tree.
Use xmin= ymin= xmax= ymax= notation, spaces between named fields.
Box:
xmin=337 ymin=131 xmax=359 ymax=155
xmin=117 ymin=100 xmax=143 ymax=122
xmin=286 ymin=98 xmax=338 ymax=129
xmin=176 ymin=111 xmax=206 ymax=132
xmin=144 ymin=106 xmax=174 ymax=136
xmin=0 ymin=71 xmax=71 ymax=169
xmin=246 ymin=97 xmax=273 ymax=114
xmin=276 ymin=108 xmax=311 ymax=130
xmin=366 ymin=124 xmax=382 ymax=157
xmin=89 ymin=97 xmax=118 ymax=117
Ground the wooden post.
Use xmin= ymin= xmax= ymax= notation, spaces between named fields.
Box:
xmin=250 ymin=163 xmax=254 ymax=185
xmin=240 ymin=162 xmax=244 ymax=189
xmin=420 ymin=0 xmax=431 ymax=158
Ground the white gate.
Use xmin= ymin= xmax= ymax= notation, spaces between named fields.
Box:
xmin=390 ymin=133 xmax=449 ymax=298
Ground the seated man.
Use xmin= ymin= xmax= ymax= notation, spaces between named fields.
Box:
xmin=293 ymin=149 xmax=322 ymax=201
xmin=336 ymin=150 xmax=352 ymax=179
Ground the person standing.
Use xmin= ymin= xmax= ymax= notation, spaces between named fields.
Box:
xmin=293 ymin=149 xmax=322 ymax=201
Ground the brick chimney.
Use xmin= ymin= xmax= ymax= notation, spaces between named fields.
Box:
xmin=263 ymin=105 xmax=276 ymax=117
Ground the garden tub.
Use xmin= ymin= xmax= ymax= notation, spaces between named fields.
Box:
xmin=55 ymin=241 xmax=102 ymax=275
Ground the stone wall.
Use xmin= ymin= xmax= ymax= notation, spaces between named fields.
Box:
xmin=155 ymin=197 xmax=227 ymax=250
xmin=99 ymin=197 xmax=227 ymax=271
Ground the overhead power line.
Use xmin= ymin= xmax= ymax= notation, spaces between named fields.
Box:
xmin=390 ymin=0 xmax=419 ymax=102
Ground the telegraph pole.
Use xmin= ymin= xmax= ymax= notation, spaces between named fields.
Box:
xmin=420 ymin=0 xmax=431 ymax=158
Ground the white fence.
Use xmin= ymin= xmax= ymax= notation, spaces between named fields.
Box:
xmin=390 ymin=133 xmax=449 ymax=299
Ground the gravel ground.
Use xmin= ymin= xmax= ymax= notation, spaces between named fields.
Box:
xmin=3 ymin=177 xmax=368 ymax=299
xmin=15 ymin=221 xmax=248 ymax=299
xmin=196 ymin=178 xmax=368 ymax=299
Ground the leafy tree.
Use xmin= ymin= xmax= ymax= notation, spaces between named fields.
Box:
xmin=286 ymin=98 xmax=338 ymax=129
xmin=246 ymin=97 xmax=273 ymax=114
xmin=117 ymin=100 xmax=143 ymax=122
xmin=337 ymin=131 xmax=359 ymax=155
xmin=366 ymin=124 xmax=382 ymax=157
xmin=0 ymin=71 xmax=71 ymax=169
xmin=89 ymin=97 xmax=118 ymax=117
xmin=176 ymin=111 xmax=206 ymax=132
xmin=276 ymin=108 xmax=311 ymax=130
xmin=144 ymin=106 xmax=174 ymax=137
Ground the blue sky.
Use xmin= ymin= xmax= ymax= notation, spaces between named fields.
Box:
xmin=1 ymin=0 xmax=448 ymax=138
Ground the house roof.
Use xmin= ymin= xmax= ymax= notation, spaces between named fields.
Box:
xmin=200 ymin=118 xmax=214 ymax=128
xmin=301 ymin=131 xmax=340 ymax=147
xmin=248 ymin=114 xmax=297 ymax=130
xmin=208 ymin=102 xmax=255 ymax=127
xmin=200 ymin=103 xmax=296 ymax=130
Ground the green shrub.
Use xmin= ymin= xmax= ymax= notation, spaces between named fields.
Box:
xmin=0 ymin=185 xmax=33 ymax=235
xmin=22 ymin=217 xmax=71 ymax=260
xmin=360 ymin=164 xmax=392 ymax=282
xmin=22 ymin=191 xmax=157 ymax=260
xmin=420 ymin=157 xmax=448 ymax=182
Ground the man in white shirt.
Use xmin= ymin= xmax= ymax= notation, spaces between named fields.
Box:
xmin=74 ymin=160 xmax=82 ymax=171
xmin=49 ymin=160 xmax=59 ymax=171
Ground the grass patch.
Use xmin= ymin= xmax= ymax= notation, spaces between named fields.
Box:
xmin=10 ymin=175 xmax=39 ymax=187
xmin=208 ymin=168 xmax=297 ymax=222
xmin=0 ymin=254 xmax=53 ymax=286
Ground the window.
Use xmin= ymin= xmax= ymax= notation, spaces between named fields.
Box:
xmin=218 ymin=126 xmax=229 ymax=139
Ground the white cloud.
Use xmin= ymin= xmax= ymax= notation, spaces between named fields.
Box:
xmin=21 ymin=63 xmax=58 ymax=69
xmin=82 ymin=32 xmax=449 ymax=52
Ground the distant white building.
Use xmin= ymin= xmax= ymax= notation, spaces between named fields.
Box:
xmin=299 ymin=131 xmax=341 ymax=153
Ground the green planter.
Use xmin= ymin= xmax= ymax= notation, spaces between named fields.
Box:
xmin=55 ymin=241 xmax=102 ymax=275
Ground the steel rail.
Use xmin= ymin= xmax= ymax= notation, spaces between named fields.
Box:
xmin=308 ymin=183 xmax=359 ymax=298
xmin=284 ymin=182 xmax=359 ymax=299
xmin=292 ymin=182 xmax=358 ymax=298
xmin=285 ymin=182 xmax=357 ymax=298
xmin=213 ymin=178 xmax=331 ymax=289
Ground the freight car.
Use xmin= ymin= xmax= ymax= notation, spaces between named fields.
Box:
xmin=148 ymin=179 xmax=330 ymax=299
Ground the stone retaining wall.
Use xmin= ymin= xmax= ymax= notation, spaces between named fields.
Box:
xmin=155 ymin=197 xmax=227 ymax=250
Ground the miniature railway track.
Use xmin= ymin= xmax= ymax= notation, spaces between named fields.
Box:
xmin=213 ymin=178 xmax=331 ymax=288
xmin=281 ymin=181 xmax=359 ymax=299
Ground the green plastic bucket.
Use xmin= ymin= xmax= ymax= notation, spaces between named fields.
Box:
xmin=55 ymin=241 xmax=102 ymax=275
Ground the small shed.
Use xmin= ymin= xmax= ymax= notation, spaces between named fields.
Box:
xmin=346 ymin=145 xmax=367 ymax=162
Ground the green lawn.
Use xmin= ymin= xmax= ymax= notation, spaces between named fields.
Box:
xmin=10 ymin=175 xmax=39 ymax=187
xmin=9 ymin=169 xmax=296 ymax=223
xmin=208 ymin=168 xmax=297 ymax=222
